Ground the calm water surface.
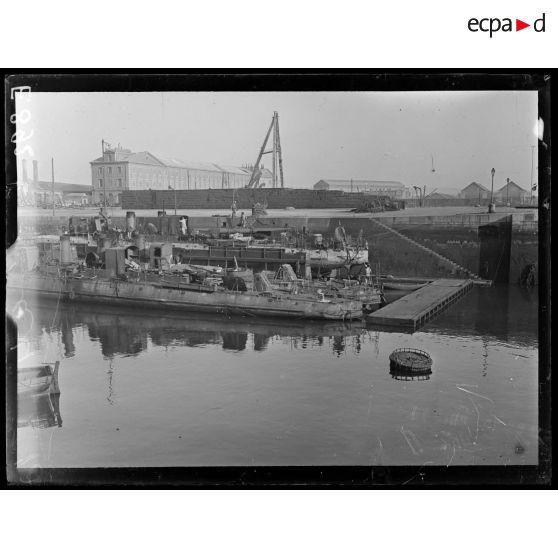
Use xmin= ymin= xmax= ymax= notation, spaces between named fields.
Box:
xmin=12 ymin=285 xmax=538 ymax=467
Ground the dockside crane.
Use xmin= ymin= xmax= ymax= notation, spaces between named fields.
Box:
xmin=246 ymin=111 xmax=284 ymax=188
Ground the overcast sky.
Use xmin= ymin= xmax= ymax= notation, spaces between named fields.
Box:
xmin=17 ymin=90 xmax=538 ymax=193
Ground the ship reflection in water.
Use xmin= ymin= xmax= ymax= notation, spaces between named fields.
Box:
xmin=23 ymin=301 xmax=367 ymax=358
xmin=11 ymin=285 xmax=538 ymax=468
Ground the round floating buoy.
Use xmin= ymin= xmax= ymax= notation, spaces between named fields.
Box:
xmin=389 ymin=348 xmax=432 ymax=375
xmin=390 ymin=370 xmax=432 ymax=381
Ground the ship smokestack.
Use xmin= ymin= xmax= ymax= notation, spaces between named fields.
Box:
xmin=126 ymin=211 xmax=136 ymax=232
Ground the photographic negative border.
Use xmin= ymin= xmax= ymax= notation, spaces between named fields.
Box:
xmin=3 ymin=71 xmax=552 ymax=487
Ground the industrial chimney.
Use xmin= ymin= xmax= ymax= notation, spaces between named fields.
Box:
xmin=32 ymin=160 xmax=39 ymax=184
xmin=21 ymin=159 xmax=28 ymax=183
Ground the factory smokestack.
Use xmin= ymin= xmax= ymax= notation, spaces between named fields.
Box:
xmin=22 ymin=159 xmax=28 ymax=183
xmin=32 ymin=160 xmax=39 ymax=184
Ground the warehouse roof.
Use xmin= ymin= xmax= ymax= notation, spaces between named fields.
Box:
xmin=496 ymin=181 xmax=528 ymax=194
xmin=315 ymin=179 xmax=405 ymax=189
xmin=461 ymin=181 xmax=489 ymax=193
xmin=155 ymin=156 xmax=222 ymax=173
xmin=35 ymin=181 xmax=92 ymax=193
xmin=91 ymin=150 xmax=263 ymax=176
xmin=425 ymin=192 xmax=456 ymax=199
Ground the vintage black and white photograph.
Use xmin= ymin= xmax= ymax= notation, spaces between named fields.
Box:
xmin=5 ymin=75 xmax=550 ymax=484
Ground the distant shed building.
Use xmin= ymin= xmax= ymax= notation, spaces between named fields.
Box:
xmin=424 ymin=192 xmax=456 ymax=200
xmin=18 ymin=159 xmax=92 ymax=206
xmin=313 ymin=179 xmax=406 ymax=199
xmin=495 ymin=180 xmax=530 ymax=204
xmin=36 ymin=181 xmax=92 ymax=205
xmin=459 ymin=181 xmax=490 ymax=201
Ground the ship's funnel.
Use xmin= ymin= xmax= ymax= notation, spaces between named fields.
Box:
xmin=60 ymin=235 xmax=73 ymax=264
xmin=126 ymin=211 xmax=136 ymax=232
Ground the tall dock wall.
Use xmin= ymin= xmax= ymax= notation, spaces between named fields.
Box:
xmin=120 ymin=189 xmax=486 ymax=211
xmin=508 ymin=213 xmax=538 ymax=284
xmin=121 ymin=188 xmax=388 ymax=210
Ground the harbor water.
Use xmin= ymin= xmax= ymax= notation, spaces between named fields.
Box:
xmin=12 ymin=285 xmax=538 ymax=467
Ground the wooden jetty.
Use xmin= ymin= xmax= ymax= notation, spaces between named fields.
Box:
xmin=380 ymin=275 xmax=491 ymax=287
xmin=367 ymin=278 xmax=474 ymax=330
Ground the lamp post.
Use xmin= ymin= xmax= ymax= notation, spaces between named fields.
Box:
xmin=531 ymin=183 xmax=537 ymax=205
xmin=413 ymin=185 xmax=421 ymax=207
xmin=489 ymin=168 xmax=495 ymax=213
xmin=51 ymin=158 xmax=55 ymax=217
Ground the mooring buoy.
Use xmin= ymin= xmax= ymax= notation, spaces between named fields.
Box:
xmin=389 ymin=348 xmax=432 ymax=375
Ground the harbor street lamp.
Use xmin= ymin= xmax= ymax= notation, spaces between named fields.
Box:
xmin=531 ymin=183 xmax=537 ymax=205
xmin=413 ymin=185 xmax=422 ymax=207
xmin=489 ymin=168 xmax=496 ymax=213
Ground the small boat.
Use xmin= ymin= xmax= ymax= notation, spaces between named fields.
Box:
xmin=18 ymin=362 xmax=63 ymax=429
xmin=18 ymin=361 xmax=60 ymax=397
xmin=382 ymin=281 xmax=428 ymax=291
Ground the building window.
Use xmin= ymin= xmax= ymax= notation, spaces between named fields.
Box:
xmin=118 ymin=178 xmax=122 ymax=188
xmin=108 ymin=167 xmax=112 ymax=174
xmin=118 ymin=166 xmax=122 ymax=174
xmin=98 ymin=179 xmax=104 ymax=189
xmin=98 ymin=167 xmax=103 ymax=176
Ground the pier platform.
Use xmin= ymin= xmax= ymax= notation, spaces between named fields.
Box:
xmin=367 ymin=278 xmax=474 ymax=330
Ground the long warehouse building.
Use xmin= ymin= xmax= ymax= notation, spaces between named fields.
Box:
xmin=90 ymin=144 xmax=272 ymax=204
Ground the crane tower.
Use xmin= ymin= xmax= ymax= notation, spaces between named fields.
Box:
xmin=246 ymin=111 xmax=284 ymax=188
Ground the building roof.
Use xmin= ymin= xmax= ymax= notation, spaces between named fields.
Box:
xmin=425 ymin=192 xmax=456 ymax=199
xmin=234 ymin=166 xmax=273 ymax=179
xmin=91 ymin=149 xmax=262 ymax=177
xmin=316 ymin=179 xmax=405 ymax=189
xmin=461 ymin=181 xmax=489 ymax=193
xmin=496 ymin=181 xmax=528 ymax=194
xmin=155 ymin=156 xmax=222 ymax=172
xmin=214 ymin=164 xmax=250 ymax=175
xmin=35 ymin=181 xmax=92 ymax=193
